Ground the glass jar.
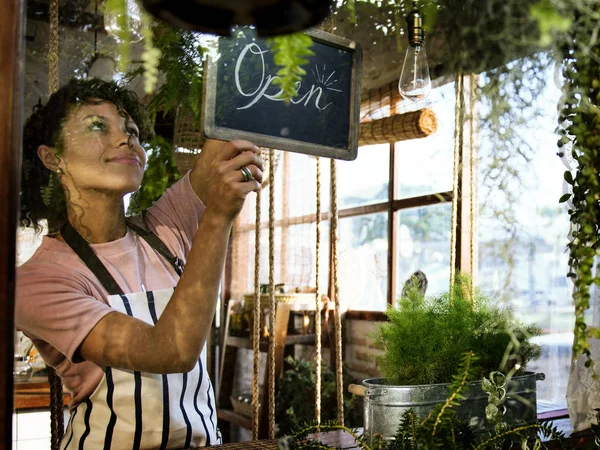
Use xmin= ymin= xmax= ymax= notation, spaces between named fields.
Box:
xmin=13 ymin=356 xmax=33 ymax=383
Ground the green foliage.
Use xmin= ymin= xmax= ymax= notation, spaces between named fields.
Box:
xmin=127 ymin=135 xmax=181 ymax=214
xmin=278 ymin=358 xmax=568 ymax=450
xmin=268 ymin=33 xmax=315 ymax=103
xmin=105 ymin=0 xmax=130 ymax=71
xmin=481 ymin=371 xmax=507 ymax=433
xmin=530 ymin=0 xmax=571 ymax=47
xmin=126 ymin=23 xmax=205 ymax=127
xmin=275 ymin=356 xmax=360 ymax=436
xmin=372 ymin=274 xmax=542 ymax=386
xmin=555 ymin=0 xmax=600 ymax=373
xmin=140 ymin=12 xmax=161 ymax=94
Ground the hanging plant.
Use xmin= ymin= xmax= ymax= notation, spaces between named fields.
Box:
xmin=128 ymin=135 xmax=181 ymax=214
xmin=555 ymin=1 xmax=600 ymax=372
xmin=268 ymin=33 xmax=315 ymax=102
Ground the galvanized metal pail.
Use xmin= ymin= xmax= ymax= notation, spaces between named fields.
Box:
xmin=362 ymin=372 xmax=544 ymax=442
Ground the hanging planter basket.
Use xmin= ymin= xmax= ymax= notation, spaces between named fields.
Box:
xmin=139 ymin=0 xmax=334 ymax=36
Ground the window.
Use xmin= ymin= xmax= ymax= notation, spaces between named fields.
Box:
xmin=230 ymin=82 xmax=457 ymax=310
xmin=477 ymin=60 xmax=572 ymax=411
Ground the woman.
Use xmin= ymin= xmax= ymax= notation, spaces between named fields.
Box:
xmin=16 ymin=78 xmax=263 ymax=449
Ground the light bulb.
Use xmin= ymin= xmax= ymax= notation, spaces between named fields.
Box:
xmin=399 ymin=6 xmax=431 ymax=102
xmin=399 ymin=44 xmax=431 ymax=101
xmin=104 ymin=0 xmax=144 ymax=43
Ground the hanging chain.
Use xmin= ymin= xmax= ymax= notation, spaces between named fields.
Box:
xmin=268 ymin=148 xmax=276 ymax=439
xmin=48 ymin=0 xmax=59 ymax=95
xmin=314 ymin=157 xmax=322 ymax=425
xmin=330 ymin=159 xmax=344 ymax=426
xmin=252 ymin=150 xmax=263 ymax=440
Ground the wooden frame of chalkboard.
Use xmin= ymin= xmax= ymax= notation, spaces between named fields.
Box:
xmin=202 ymin=28 xmax=362 ymax=161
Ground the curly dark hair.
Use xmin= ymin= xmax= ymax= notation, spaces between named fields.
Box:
xmin=20 ymin=78 xmax=154 ymax=233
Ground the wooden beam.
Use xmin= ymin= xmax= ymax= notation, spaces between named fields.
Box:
xmin=0 ymin=0 xmax=25 ymax=446
xmin=235 ymin=192 xmax=453 ymax=234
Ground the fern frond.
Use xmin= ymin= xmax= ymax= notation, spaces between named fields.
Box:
xmin=268 ymin=34 xmax=314 ymax=103
xmin=430 ymin=351 xmax=477 ymax=435
xmin=473 ymin=422 xmax=567 ymax=450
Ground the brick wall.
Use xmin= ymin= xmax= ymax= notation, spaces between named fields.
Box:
xmin=344 ymin=319 xmax=385 ymax=382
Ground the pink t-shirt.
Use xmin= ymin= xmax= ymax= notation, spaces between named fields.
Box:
xmin=16 ymin=172 xmax=205 ymax=409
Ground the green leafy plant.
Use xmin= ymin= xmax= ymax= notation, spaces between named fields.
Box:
xmin=555 ymin=1 xmax=600 ymax=373
xmin=127 ymin=135 xmax=181 ymax=214
xmin=275 ymin=356 xmax=360 ymax=436
xmin=372 ymin=274 xmax=542 ymax=386
xmin=146 ymin=24 xmax=205 ymax=126
xmin=268 ymin=33 xmax=315 ymax=103
xmin=481 ymin=371 xmax=507 ymax=434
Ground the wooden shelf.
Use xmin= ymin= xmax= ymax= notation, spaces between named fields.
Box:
xmin=217 ymin=408 xmax=253 ymax=430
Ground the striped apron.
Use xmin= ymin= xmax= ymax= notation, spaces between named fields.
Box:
xmin=60 ymin=288 xmax=221 ymax=449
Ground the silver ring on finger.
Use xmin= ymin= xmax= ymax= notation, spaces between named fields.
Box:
xmin=240 ymin=165 xmax=254 ymax=182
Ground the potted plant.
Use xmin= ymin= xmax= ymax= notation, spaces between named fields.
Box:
xmin=351 ymin=274 xmax=543 ymax=442
xmin=279 ymin=353 xmax=565 ymax=450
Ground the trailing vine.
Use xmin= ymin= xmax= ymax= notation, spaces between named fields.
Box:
xmin=268 ymin=34 xmax=315 ymax=102
xmin=555 ymin=0 xmax=600 ymax=371
xmin=140 ymin=11 xmax=161 ymax=94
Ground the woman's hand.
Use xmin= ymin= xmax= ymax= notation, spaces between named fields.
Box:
xmin=190 ymin=139 xmax=264 ymax=222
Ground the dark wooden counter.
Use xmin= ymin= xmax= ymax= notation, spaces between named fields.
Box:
xmin=211 ymin=420 xmax=595 ymax=449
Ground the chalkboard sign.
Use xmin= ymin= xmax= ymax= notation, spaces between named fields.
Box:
xmin=203 ymin=28 xmax=362 ymax=161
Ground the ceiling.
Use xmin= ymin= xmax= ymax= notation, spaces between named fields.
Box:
xmin=23 ymin=0 xmax=534 ymax=116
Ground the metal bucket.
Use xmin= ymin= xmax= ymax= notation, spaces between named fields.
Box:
xmin=362 ymin=372 xmax=544 ymax=442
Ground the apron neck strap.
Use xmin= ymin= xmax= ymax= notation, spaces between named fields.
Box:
xmin=60 ymin=221 xmax=125 ymax=296
xmin=125 ymin=211 xmax=184 ymax=276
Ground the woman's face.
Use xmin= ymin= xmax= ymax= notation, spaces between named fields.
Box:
xmin=57 ymin=100 xmax=146 ymax=198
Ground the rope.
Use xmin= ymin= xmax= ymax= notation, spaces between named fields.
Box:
xmin=469 ymin=74 xmax=477 ymax=300
xmin=268 ymin=148 xmax=276 ymax=439
xmin=48 ymin=367 xmax=64 ymax=450
xmin=314 ymin=157 xmax=322 ymax=425
xmin=48 ymin=0 xmax=59 ymax=95
xmin=330 ymin=158 xmax=344 ymax=426
xmin=252 ymin=153 xmax=263 ymax=440
xmin=449 ymin=73 xmax=464 ymax=298
xmin=48 ymin=3 xmax=63 ymax=449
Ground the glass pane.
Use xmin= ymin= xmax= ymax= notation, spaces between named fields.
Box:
xmin=478 ymin=62 xmax=572 ymax=411
xmin=337 ymin=143 xmax=389 ymax=209
xmin=395 ymin=82 xmax=455 ymax=199
xmin=243 ymin=227 xmax=283 ymax=291
xmin=338 ymin=213 xmax=388 ymax=311
xmin=396 ymin=203 xmax=451 ymax=298
xmin=285 ymin=222 xmax=330 ymax=295
xmin=286 ymin=152 xmax=331 ymax=217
